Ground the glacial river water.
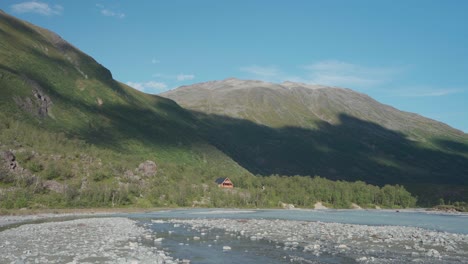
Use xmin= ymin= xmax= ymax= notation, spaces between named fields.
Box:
xmin=127 ymin=208 xmax=468 ymax=234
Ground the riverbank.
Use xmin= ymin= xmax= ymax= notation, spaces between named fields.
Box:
xmin=0 ymin=217 xmax=181 ymax=263
xmin=2 ymin=206 xmax=466 ymax=230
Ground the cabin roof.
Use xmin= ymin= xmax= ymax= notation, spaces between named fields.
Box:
xmin=215 ymin=177 xmax=230 ymax=184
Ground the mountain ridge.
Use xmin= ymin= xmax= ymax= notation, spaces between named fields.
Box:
xmin=162 ymin=78 xmax=466 ymax=137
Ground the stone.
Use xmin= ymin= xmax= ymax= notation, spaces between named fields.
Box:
xmin=42 ymin=180 xmax=66 ymax=193
xmin=223 ymin=246 xmax=232 ymax=251
xmin=336 ymin=244 xmax=349 ymax=249
xmin=137 ymin=160 xmax=157 ymax=177
xmin=279 ymin=202 xmax=295 ymax=209
xmin=303 ymin=244 xmax=320 ymax=252
xmin=426 ymin=249 xmax=441 ymax=258
xmin=2 ymin=151 xmax=18 ymax=171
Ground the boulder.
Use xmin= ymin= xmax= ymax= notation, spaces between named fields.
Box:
xmin=314 ymin=202 xmax=328 ymax=209
xmin=426 ymin=249 xmax=441 ymax=258
xmin=222 ymin=246 xmax=232 ymax=251
xmin=43 ymin=180 xmax=66 ymax=193
xmin=137 ymin=160 xmax=157 ymax=177
xmin=279 ymin=202 xmax=295 ymax=209
xmin=2 ymin=151 xmax=18 ymax=171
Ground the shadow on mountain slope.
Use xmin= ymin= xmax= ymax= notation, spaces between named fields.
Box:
xmin=194 ymin=111 xmax=468 ymax=204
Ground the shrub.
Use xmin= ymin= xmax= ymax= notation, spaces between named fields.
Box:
xmin=27 ymin=161 xmax=43 ymax=173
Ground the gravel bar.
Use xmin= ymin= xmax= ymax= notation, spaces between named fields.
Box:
xmin=169 ymin=218 xmax=468 ymax=263
xmin=0 ymin=217 xmax=179 ymax=264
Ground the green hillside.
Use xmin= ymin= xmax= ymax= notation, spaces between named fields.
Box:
xmin=162 ymin=79 xmax=468 ymax=205
xmin=0 ymin=10 xmax=253 ymax=209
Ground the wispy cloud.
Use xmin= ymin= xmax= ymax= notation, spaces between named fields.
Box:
xmin=391 ymin=87 xmax=464 ymax=97
xmin=126 ymin=81 xmax=167 ymax=93
xmin=176 ymin=74 xmax=195 ymax=81
xmin=151 ymin=73 xmax=196 ymax=82
xmin=96 ymin=4 xmax=125 ymax=19
xmin=303 ymin=60 xmax=400 ymax=88
xmin=240 ymin=65 xmax=281 ymax=78
xmin=239 ymin=60 xmax=401 ymax=89
xmin=151 ymin=58 xmax=160 ymax=64
xmin=11 ymin=1 xmax=63 ymax=16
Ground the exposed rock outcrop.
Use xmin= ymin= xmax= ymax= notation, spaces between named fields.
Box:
xmin=2 ymin=150 xmax=18 ymax=171
xmin=32 ymin=88 xmax=52 ymax=117
xmin=14 ymin=78 xmax=52 ymax=118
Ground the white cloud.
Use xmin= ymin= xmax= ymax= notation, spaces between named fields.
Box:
xmin=391 ymin=87 xmax=464 ymax=97
xmin=11 ymin=1 xmax=63 ymax=16
xmin=126 ymin=81 xmax=167 ymax=93
xmin=176 ymin=74 xmax=195 ymax=81
xmin=96 ymin=4 xmax=125 ymax=18
xmin=240 ymin=65 xmax=281 ymax=78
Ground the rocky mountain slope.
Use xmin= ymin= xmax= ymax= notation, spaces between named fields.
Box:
xmin=162 ymin=79 xmax=468 ymax=203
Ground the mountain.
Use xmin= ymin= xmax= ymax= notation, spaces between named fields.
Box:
xmin=162 ymin=78 xmax=468 ymax=204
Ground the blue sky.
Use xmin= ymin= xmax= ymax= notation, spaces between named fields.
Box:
xmin=2 ymin=1 xmax=467 ymax=132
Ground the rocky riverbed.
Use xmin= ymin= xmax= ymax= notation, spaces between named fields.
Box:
xmin=168 ymin=218 xmax=468 ymax=263
xmin=0 ymin=217 xmax=181 ymax=264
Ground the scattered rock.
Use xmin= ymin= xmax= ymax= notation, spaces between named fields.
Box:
xmin=169 ymin=217 xmax=468 ymax=263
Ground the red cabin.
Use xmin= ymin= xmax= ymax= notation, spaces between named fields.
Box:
xmin=215 ymin=177 xmax=234 ymax=188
